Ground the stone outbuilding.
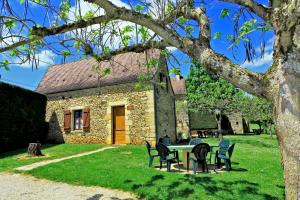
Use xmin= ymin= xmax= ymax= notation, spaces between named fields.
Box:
xmin=171 ymin=75 xmax=248 ymax=134
xmin=36 ymin=49 xmax=177 ymax=145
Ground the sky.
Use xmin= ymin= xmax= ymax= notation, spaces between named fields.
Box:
xmin=0 ymin=0 xmax=274 ymax=91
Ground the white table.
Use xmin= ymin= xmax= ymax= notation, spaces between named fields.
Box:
xmin=168 ymin=144 xmax=219 ymax=170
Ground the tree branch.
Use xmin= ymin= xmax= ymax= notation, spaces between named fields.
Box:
xmin=0 ymin=15 xmax=115 ymax=53
xmin=189 ymin=45 xmax=270 ymax=99
xmin=86 ymin=0 xmax=194 ymax=51
xmin=85 ymin=40 xmax=168 ymax=62
xmin=219 ymin=0 xmax=271 ymax=20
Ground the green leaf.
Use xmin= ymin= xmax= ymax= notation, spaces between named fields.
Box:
xmin=220 ymin=9 xmax=230 ymax=18
xmin=9 ymin=50 xmax=17 ymax=56
xmin=134 ymin=4 xmax=144 ymax=14
xmin=103 ymin=47 xmax=110 ymax=54
xmin=169 ymin=67 xmax=181 ymax=76
xmin=213 ymin=32 xmax=222 ymax=39
xmin=178 ymin=16 xmax=187 ymax=25
xmin=61 ymin=50 xmax=71 ymax=57
xmin=101 ymin=68 xmax=111 ymax=76
xmin=185 ymin=26 xmax=194 ymax=35
xmin=83 ymin=11 xmax=94 ymax=19
xmin=20 ymin=0 xmax=24 ymax=4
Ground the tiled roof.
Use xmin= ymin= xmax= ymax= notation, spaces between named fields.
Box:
xmin=36 ymin=49 xmax=161 ymax=94
xmin=170 ymin=76 xmax=186 ymax=95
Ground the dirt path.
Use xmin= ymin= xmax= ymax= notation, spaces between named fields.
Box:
xmin=16 ymin=146 xmax=116 ymax=171
xmin=0 ymin=173 xmax=136 ymax=200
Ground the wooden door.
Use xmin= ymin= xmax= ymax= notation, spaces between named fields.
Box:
xmin=113 ymin=106 xmax=126 ymax=144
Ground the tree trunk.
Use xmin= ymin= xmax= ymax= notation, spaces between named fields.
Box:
xmin=272 ymin=53 xmax=300 ymax=200
xmin=27 ymin=143 xmax=43 ymax=157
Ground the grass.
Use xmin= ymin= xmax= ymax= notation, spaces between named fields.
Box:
xmin=26 ymin=135 xmax=284 ymax=200
xmin=0 ymin=143 xmax=103 ymax=172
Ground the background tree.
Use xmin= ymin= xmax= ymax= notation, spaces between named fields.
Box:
xmin=186 ymin=63 xmax=243 ymax=133
xmin=240 ymin=96 xmax=274 ymax=138
xmin=0 ymin=0 xmax=299 ymax=198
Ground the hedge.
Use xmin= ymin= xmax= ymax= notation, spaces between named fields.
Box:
xmin=0 ymin=82 xmax=48 ymax=153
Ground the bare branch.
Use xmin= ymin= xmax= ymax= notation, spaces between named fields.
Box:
xmin=220 ymin=0 xmax=271 ymax=20
xmin=86 ymin=0 xmax=193 ymax=50
xmin=85 ymin=40 xmax=168 ymax=62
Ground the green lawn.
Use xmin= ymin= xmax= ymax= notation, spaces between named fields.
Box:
xmin=26 ymin=135 xmax=284 ymax=200
xmin=0 ymin=144 xmax=103 ymax=172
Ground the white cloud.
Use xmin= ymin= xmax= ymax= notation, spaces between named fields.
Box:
xmin=167 ymin=46 xmax=178 ymax=52
xmin=242 ymin=51 xmax=273 ymax=69
xmin=13 ymin=50 xmax=56 ymax=68
xmin=255 ymin=36 xmax=274 ymax=53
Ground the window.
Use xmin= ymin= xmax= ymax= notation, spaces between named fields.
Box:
xmin=74 ymin=110 xmax=83 ymax=130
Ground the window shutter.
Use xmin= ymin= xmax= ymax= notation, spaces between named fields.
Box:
xmin=83 ymin=107 xmax=90 ymax=132
xmin=64 ymin=110 xmax=71 ymax=133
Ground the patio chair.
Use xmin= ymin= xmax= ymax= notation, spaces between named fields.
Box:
xmin=156 ymin=143 xmax=180 ymax=172
xmin=189 ymin=143 xmax=210 ymax=173
xmin=162 ymin=135 xmax=171 ymax=146
xmin=188 ymin=138 xmax=203 ymax=145
xmin=215 ymin=140 xmax=233 ymax=171
xmin=145 ymin=140 xmax=159 ymax=167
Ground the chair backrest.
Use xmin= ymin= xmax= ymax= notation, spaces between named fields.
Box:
xmin=219 ymin=139 xmax=230 ymax=155
xmin=189 ymin=138 xmax=203 ymax=145
xmin=155 ymin=143 xmax=170 ymax=160
xmin=162 ymin=135 xmax=170 ymax=146
xmin=191 ymin=143 xmax=210 ymax=161
xmin=144 ymin=140 xmax=152 ymax=156
xmin=228 ymin=143 xmax=235 ymax=158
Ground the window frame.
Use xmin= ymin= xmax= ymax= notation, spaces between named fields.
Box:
xmin=73 ymin=109 xmax=83 ymax=130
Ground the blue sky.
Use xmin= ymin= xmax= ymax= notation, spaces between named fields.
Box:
xmin=0 ymin=0 xmax=274 ymax=90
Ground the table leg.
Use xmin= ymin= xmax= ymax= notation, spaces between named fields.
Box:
xmin=187 ymin=152 xmax=190 ymax=172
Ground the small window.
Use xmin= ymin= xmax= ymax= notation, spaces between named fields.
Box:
xmin=74 ymin=110 xmax=83 ymax=130
xmin=236 ymin=121 xmax=239 ymax=125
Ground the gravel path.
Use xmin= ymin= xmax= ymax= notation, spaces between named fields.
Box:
xmin=0 ymin=173 xmax=137 ymax=200
xmin=16 ymin=146 xmax=116 ymax=171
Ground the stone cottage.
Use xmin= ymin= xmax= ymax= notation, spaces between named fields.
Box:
xmin=36 ymin=49 xmax=176 ymax=145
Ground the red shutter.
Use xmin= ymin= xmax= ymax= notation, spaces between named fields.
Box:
xmin=64 ymin=110 xmax=71 ymax=133
xmin=83 ymin=107 xmax=90 ymax=132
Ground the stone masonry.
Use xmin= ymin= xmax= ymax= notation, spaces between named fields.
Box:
xmin=45 ymin=83 xmax=157 ymax=145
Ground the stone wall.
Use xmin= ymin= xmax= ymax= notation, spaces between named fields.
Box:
xmin=45 ymin=83 xmax=156 ymax=145
xmin=227 ymin=112 xmax=248 ymax=134
xmin=154 ymin=60 xmax=177 ymax=143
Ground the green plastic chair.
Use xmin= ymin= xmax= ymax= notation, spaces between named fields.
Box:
xmin=145 ymin=140 xmax=159 ymax=167
xmin=156 ymin=143 xmax=180 ymax=172
xmin=188 ymin=138 xmax=203 ymax=145
xmin=189 ymin=143 xmax=210 ymax=173
xmin=215 ymin=140 xmax=235 ymax=171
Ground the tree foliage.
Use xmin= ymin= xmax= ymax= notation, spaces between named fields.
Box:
xmin=186 ymin=63 xmax=243 ymax=114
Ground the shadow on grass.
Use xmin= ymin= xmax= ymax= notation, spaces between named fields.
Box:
xmin=229 ymin=138 xmax=277 ymax=148
xmin=0 ymin=144 xmax=58 ymax=159
xmin=125 ymin=174 xmax=280 ymax=200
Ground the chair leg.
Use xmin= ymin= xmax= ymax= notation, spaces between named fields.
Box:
xmin=160 ymin=160 xmax=162 ymax=169
xmin=228 ymin=159 xmax=232 ymax=170
xmin=167 ymin=161 xmax=171 ymax=172
xmin=177 ymin=158 xmax=180 ymax=170
xmin=192 ymin=161 xmax=197 ymax=174
xmin=205 ymin=160 xmax=208 ymax=173
xmin=224 ymin=159 xmax=229 ymax=171
xmin=149 ymin=156 xmax=154 ymax=167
